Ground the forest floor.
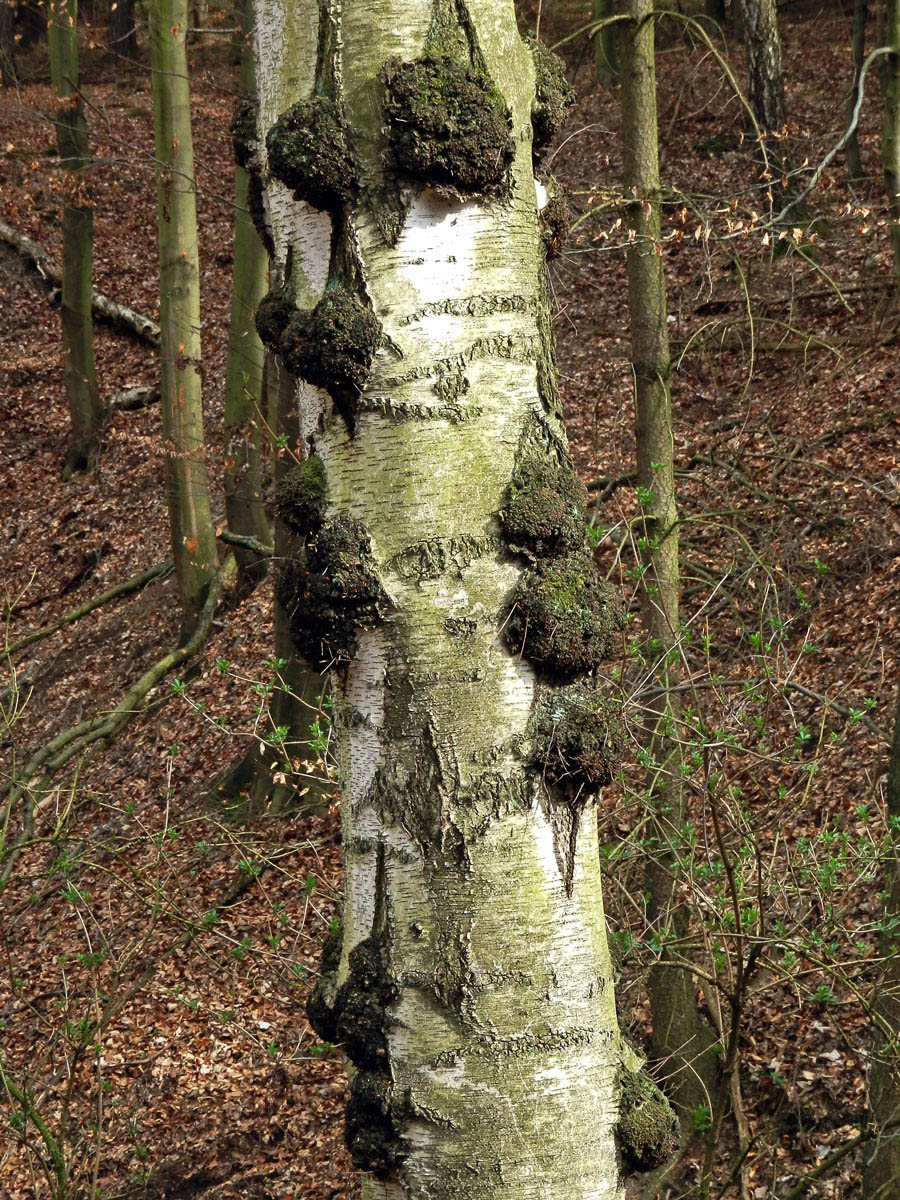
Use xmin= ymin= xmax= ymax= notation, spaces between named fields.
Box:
xmin=1 ymin=1 xmax=899 ymax=1196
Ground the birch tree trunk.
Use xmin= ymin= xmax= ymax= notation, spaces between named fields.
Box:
xmin=252 ymin=0 xmax=677 ymax=1194
xmin=223 ymin=4 xmax=270 ymax=590
xmin=148 ymin=0 xmax=219 ymax=641
xmin=620 ymin=0 xmax=718 ymax=1123
xmin=881 ymin=0 xmax=900 ymax=286
xmin=863 ymin=681 xmax=900 ymax=1198
xmin=49 ymin=0 xmax=104 ymax=479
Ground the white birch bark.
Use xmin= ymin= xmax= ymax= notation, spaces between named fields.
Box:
xmin=251 ymin=1 xmax=646 ymax=1195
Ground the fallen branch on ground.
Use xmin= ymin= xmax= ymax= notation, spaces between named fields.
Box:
xmin=0 ymin=218 xmax=160 ymax=346
xmin=108 ymin=384 xmax=161 ymax=411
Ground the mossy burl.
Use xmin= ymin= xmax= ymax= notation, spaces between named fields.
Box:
xmin=278 ymin=515 xmax=384 ymax=672
xmin=265 ymin=95 xmax=359 ymax=211
xmin=230 ymin=97 xmax=257 ymax=169
xmin=540 ymin=184 xmax=572 ymax=260
xmin=275 ymin=455 xmax=327 ymax=537
xmin=528 ymin=37 xmax=576 ymax=153
xmin=617 ymin=1069 xmax=680 ymax=1172
xmin=500 ymin=452 xmax=586 ymax=558
xmin=504 ymin=549 xmax=625 ymax=678
xmin=254 ymin=286 xmax=296 ymax=352
xmin=345 ymin=1071 xmax=411 ymax=1178
xmin=279 ymin=288 xmax=382 ymax=431
xmin=306 ymin=919 xmax=343 ymax=1044
xmin=382 ymin=54 xmax=515 ymax=197
xmin=536 ymin=684 xmax=625 ymax=791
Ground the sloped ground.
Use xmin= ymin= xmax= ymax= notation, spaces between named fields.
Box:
xmin=1 ymin=2 xmax=899 ymax=1195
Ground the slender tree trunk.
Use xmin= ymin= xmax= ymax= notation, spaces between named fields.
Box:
xmin=223 ymin=1 xmax=269 ymax=590
xmin=0 ymin=0 xmax=15 ymax=85
xmin=49 ymin=0 xmax=104 ymax=479
xmin=148 ymin=0 xmax=219 ymax=641
xmin=251 ymin=0 xmax=680 ymax=1194
xmin=738 ymin=0 xmax=785 ymax=135
xmin=594 ymin=0 xmax=619 ymax=85
xmin=620 ymin=0 xmax=718 ymax=1121
xmin=863 ymin=682 xmax=900 ymax=1198
xmin=881 ymin=0 xmax=900 ymax=286
xmin=210 ymin=0 xmax=326 ymax=817
xmin=846 ymin=0 xmax=867 ymax=184
xmin=108 ymin=0 xmax=137 ymax=60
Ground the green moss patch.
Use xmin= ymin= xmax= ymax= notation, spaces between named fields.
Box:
xmin=501 ymin=452 xmax=585 ymax=558
xmin=504 ymin=550 xmax=625 ymax=678
xmin=617 ymin=1070 xmax=680 ymax=1172
xmin=278 ymin=515 xmax=384 ymax=671
xmin=536 ymin=685 xmax=625 ymax=791
xmin=279 ymin=288 xmax=382 ymax=430
xmin=382 ymin=54 xmax=514 ymax=197
xmin=275 ymin=456 xmax=328 ymax=537
xmin=528 ymin=38 xmax=575 ymax=153
xmin=255 ymin=287 xmax=296 ymax=352
xmin=266 ymin=95 xmax=359 ymax=211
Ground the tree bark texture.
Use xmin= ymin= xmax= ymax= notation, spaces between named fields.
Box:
xmin=250 ymin=0 xmax=671 ymax=1195
xmin=148 ymin=0 xmax=219 ymax=640
xmin=620 ymin=0 xmax=718 ymax=1120
xmin=108 ymin=0 xmax=137 ymax=60
xmin=881 ymin=0 xmax=900 ymax=286
xmin=49 ymin=0 xmax=104 ymax=478
xmin=737 ymin=0 xmax=786 ymax=139
xmin=863 ymin=681 xmax=900 ymax=1197
xmin=223 ymin=1 xmax=270 ymax=590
